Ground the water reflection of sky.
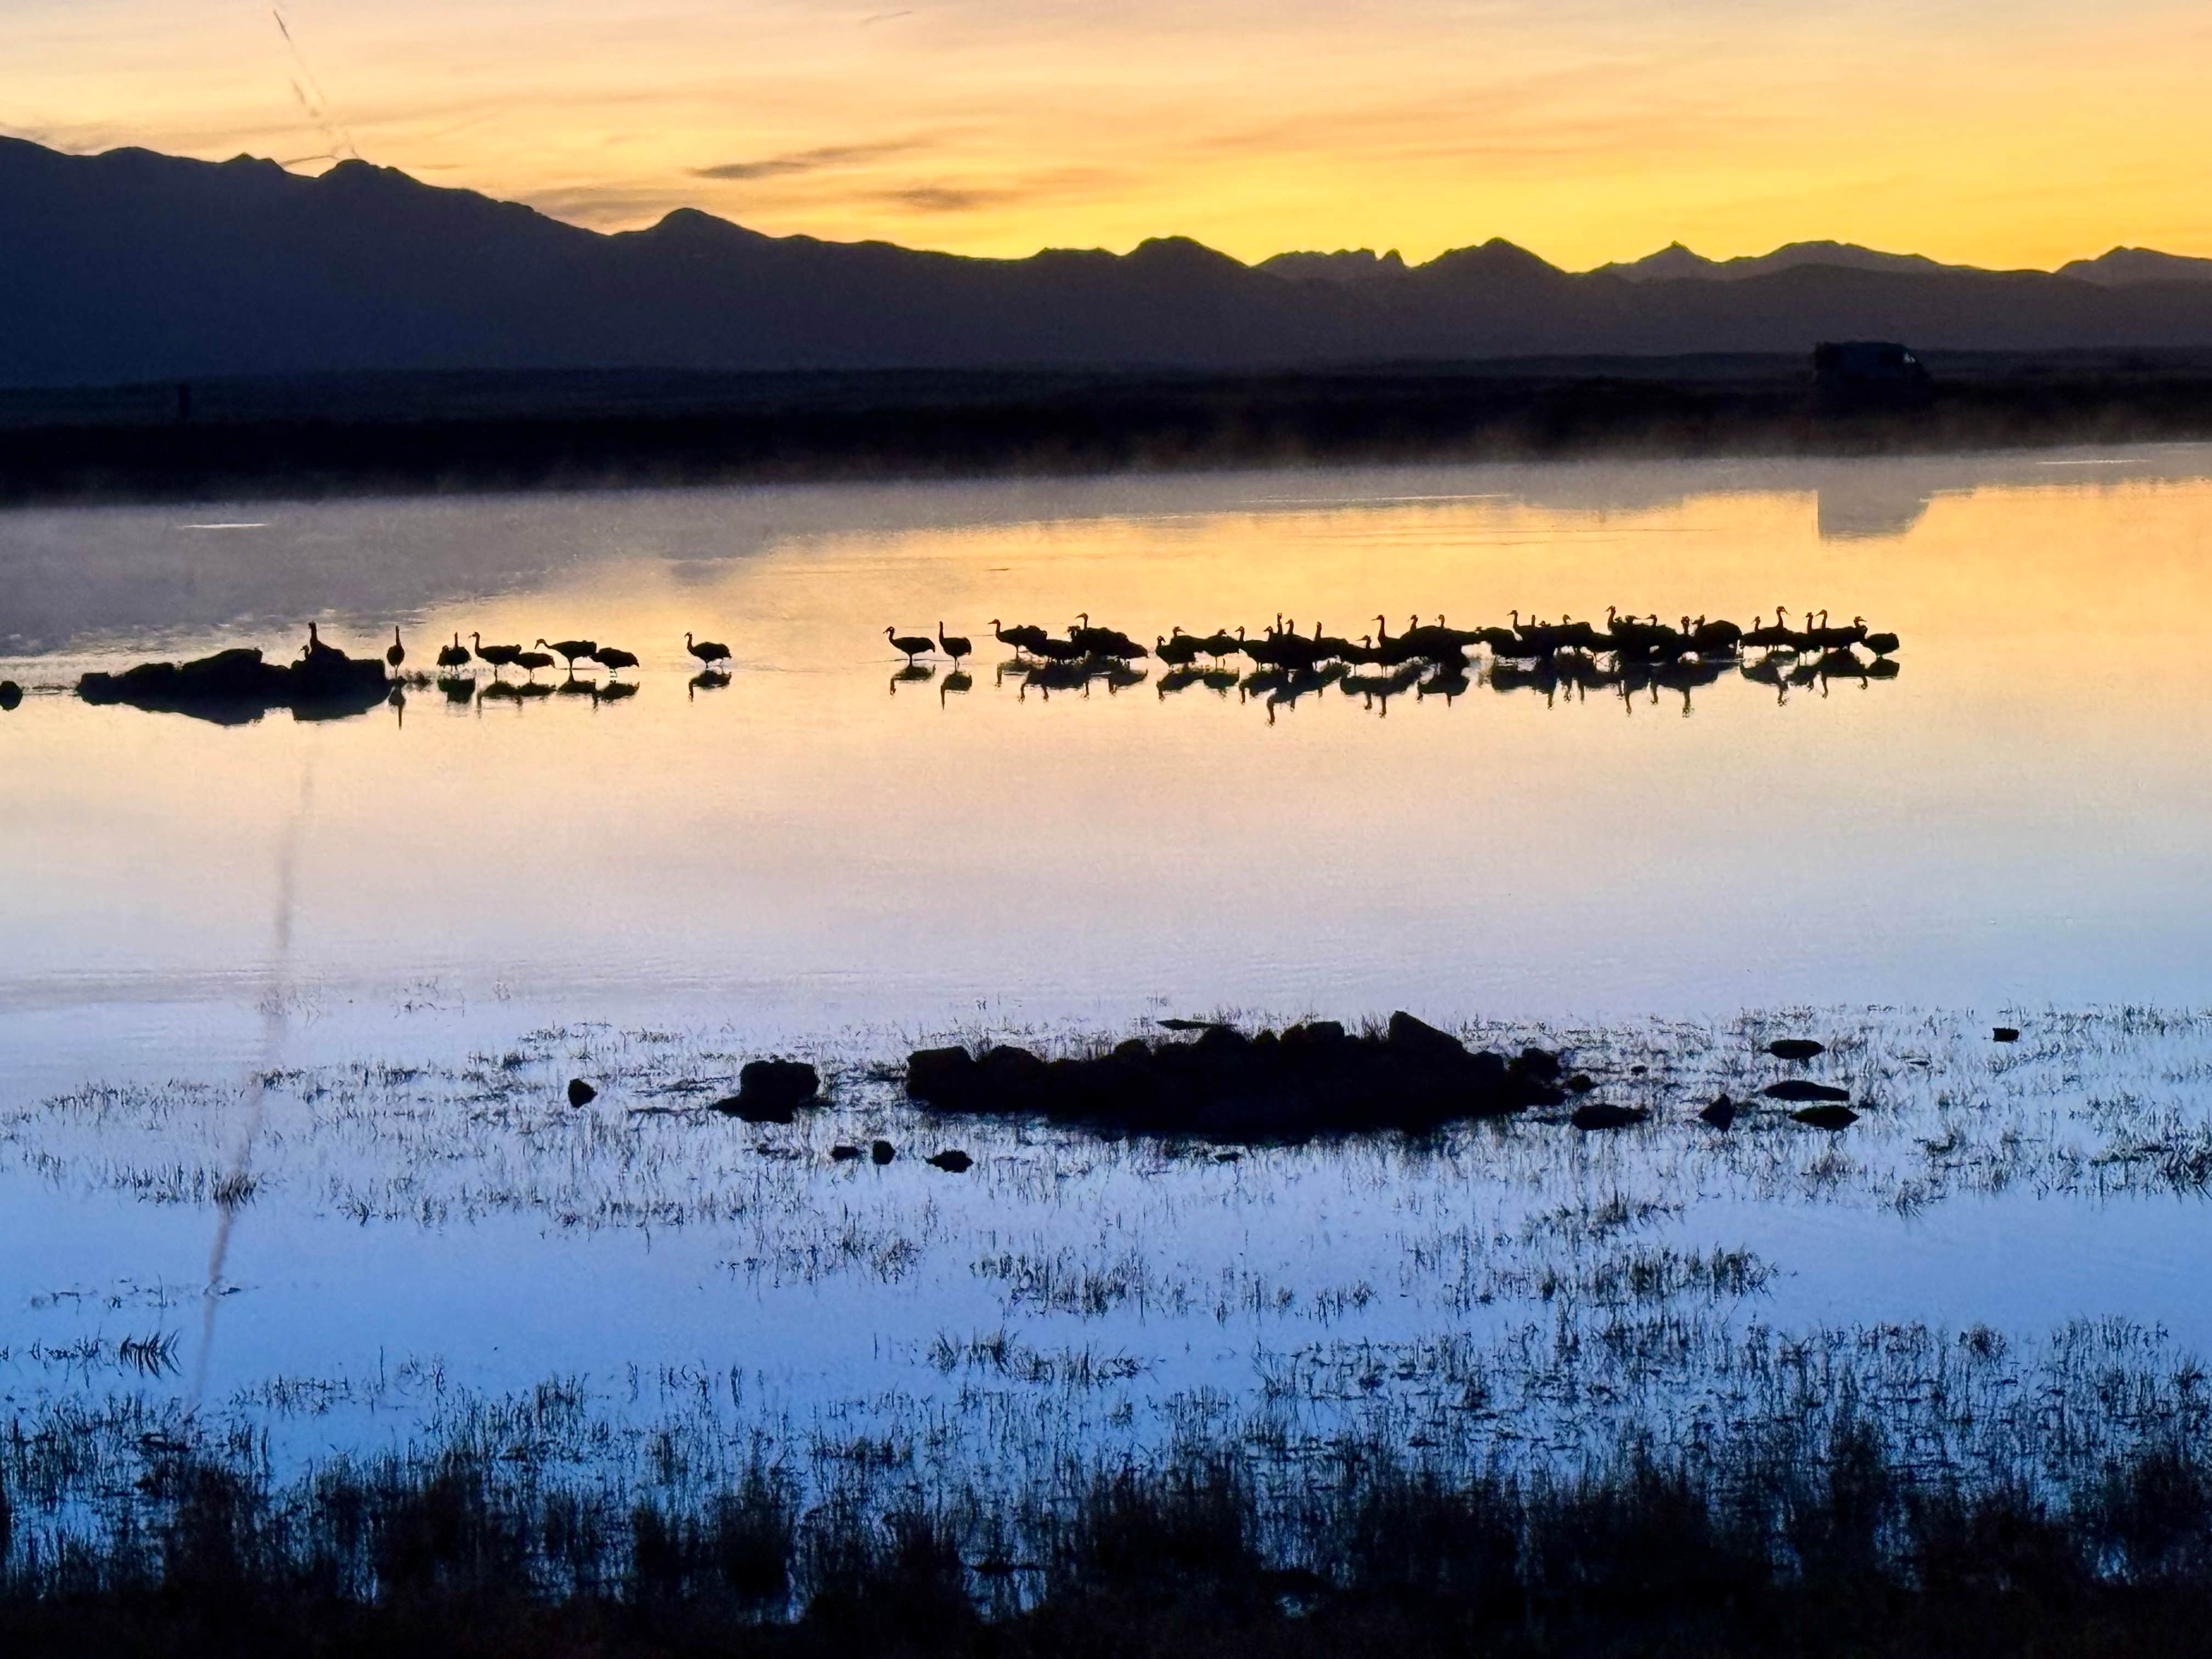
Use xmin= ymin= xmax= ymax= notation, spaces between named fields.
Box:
xmin=4 ymin=449 xmax=2210 ymax=1088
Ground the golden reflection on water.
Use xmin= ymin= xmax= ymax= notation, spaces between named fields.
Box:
xmin=4 ymin=452 xmax=2212 ymax=1061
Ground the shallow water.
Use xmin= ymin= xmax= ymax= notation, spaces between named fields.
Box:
xmin=4 ymin=449 xmax=2211 ymax=1089
xmin=4 ymin=449 xmax=2212 ymax=1518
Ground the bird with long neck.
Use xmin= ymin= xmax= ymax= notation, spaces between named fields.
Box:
xmin=538 ymin=636 xmax=597 ymax=672
xmin=471 ymin=630 xmax=522 ymax=677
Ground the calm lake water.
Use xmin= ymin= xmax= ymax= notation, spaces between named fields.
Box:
xmin=3 ymin=449 xmax=2211 ymax=1517
xmin=5 ymin=449 xmax=2211 ymax=1084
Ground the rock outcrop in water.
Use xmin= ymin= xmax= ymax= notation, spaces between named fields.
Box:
xmin=711 ymin=1058 xmax=822 ymax=1124
xmin=77 ymin=645 xmax=388 ymax=725
xmin=1762 ymin=1079 xmax=1853 ymax=1103
xmin=905 ymin=1012 xmax=1566 ymax=1141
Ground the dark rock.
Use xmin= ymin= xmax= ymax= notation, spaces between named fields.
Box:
xmin=1793 ymin=1104 xmax=1859 ymax=1130
xmin=1700 ymin=1096 xmax=1738 ymax=1131
xmin=1515 ymin=1047 xmax=1564 ymax=1085
xmin=1993 ymin=1026 xmax=2021 ymax=1043
xmin=1193 ymin=1024 xmax=1251 ymax=1058
xmin=977 ymin=1045 xmax=1051 ymax=1103
xmin=1570 ymin=1103 xmax=1648 ymax=1131
xmin=900 ymin=1017 xmax=1566 ymax=1144
xmin=905 ymin=1046 xmax=977 ymax=1104
xmin=78 ymin=644 xmax=387 ymax=725
xmin=1281 ymin=1021 xmax=1347 ymax=1053
xmin=566 ymin=1078 xmax=597 ymax=1108
xmin=1566 ymin=1073 xmax=1596 ymax=1094
xmin=926 ymin=1149 xmax=974 ymax=1173
xmin=0 ymin=681 xmax=20 ymax=710
xmin=707 ymin=1092 xmax=786 ymax=1123
xmin=1768 ymin=1039 xmax=1825 ymax=1062
xmin=1762 ymin=1080 xmax=1852 ymax=1103
xmin=737 ymin=1059 xmax=820 ymax=1120
xmin=1386 ymin=1011 xmax=1468 ymax=1065
xmin=870 ymin=1139 xmax=895 ymax=1165
xmin=830 ymin=1144 xmax=862 ymax=1161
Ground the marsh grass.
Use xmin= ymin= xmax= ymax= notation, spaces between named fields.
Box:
xmin=16 ymin=1007 xmax=2212 ymax=1246
xmin=8 ymin=1363 xmax=2212 ymax=1655
xmin=9 ymin=1007 xmax=2212 ymax=1652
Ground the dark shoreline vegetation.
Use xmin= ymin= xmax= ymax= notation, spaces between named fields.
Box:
xmin=9 ymin=1393 xmax=2212 ymax=1656
xmin=7 ymin=352 xmax=2212 ymax=504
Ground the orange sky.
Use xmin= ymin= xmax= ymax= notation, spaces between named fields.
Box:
xmin=5 ymin=0 xmax=2211 ymax=268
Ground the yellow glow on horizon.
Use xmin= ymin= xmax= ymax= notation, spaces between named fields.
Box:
xmin=4 ymin=0 xmax=2210 ymax=270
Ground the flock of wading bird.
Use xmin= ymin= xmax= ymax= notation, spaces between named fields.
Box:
xmin=380 ymin=625 xmax=736 ymax=706
xmin=42 ymin=604 xmax=1901 ymax=726
xmin=881 ymin=606 xmax=1902 ymax=715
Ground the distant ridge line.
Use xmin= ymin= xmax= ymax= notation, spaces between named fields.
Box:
xmin=5 ymin=135 xmax=2212 ymax=385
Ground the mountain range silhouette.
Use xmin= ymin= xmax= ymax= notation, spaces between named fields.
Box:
xmin=7 ymin=136 xmax=2212 ymax=386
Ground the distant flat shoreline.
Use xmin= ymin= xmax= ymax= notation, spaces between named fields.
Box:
xmin=7 ymin=350 xmax=2212 ymax=504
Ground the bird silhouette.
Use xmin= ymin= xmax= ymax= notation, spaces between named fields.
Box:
xmin=1028 ymin=634 xmax=1085 ymax=663
xmin=591 ymin=645 xmax=639 ymax=675
xmin=1311 ymin=622 xmax=1357 ymax=662
xmin=538 ymin=636 xmax=597 ymax=672
xmin=513 ymin=650 xmax=556 ymax=682
xmin=885 ymin=626 xmax=934 ymax=663
xmin=1155 ymin=630 xmax=1204 ymax=668
xmin=386 ymin=627 xmax=405 ymax=673
xmin=989 ymin=618 xmax=1049 ymax=656
xmin=936 ymin=622 xmax=972 ymax=668
xmin=1741 ymin=612 xmax=1792 ymax=651
xmin=300 ymin=620 xmax=343 ymax=663
xmin=471 ymin=631 xmax=522 ymax=678
xmin=1069 ymin=614 xmax=1144 ymax=658
xmin=436 ymin=633 xmax=471 ymax=672
xmin=686 ymin=631 xmax=731 ymax=669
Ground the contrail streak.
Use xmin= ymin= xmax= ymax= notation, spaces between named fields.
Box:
xmin=271 ymin=5 xmax=360 ymax=162
xmin=189 ymin=750 xmax=317 ymax=1409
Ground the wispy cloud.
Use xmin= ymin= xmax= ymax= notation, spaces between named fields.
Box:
xmin=521 ymin=183 xmax=697 ymax=227
xmin=694 ymin=137 xmax=932 ymax=182
xmin=866 ymin=167 xmax=1124 ymax=218
xmin=875 ymin=183 xmax=1011 ymax=214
